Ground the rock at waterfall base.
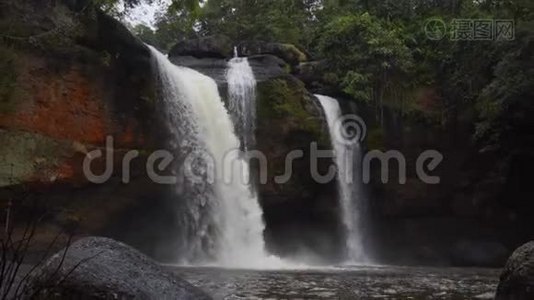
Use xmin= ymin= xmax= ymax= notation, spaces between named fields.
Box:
xmin=27 ymin=237 xmax=211 ymax=299
xmin=496 ymin=241 xmax=534 ymax=300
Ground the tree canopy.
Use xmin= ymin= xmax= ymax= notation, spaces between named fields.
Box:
xmin=114 ymin=0 xmax=533 ymax=152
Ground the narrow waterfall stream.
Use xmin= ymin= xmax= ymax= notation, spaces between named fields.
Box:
xmin=226 ymin=52 xmax=256 ymax=151
xmin=316 ymin=95 xmax=368 ymax=263
xmin=148 ymin=46 xmax=279 ymax=268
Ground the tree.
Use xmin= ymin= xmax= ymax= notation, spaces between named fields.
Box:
xmin=197 ymin=0 xmax=317 ymax=45
xmin=475 ymin=21 xmax=534 ymax=148
xmin=317 ymin=13 xmax=413 ymax=121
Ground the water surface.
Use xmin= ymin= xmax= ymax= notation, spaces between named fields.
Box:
xmin=169 ymin=265 xmax=499 ymax=299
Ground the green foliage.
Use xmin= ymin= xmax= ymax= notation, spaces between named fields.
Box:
xmin=119 ymin=0 xmax=534 ymax=153
xmin=317 ymin=13 xmax=413 ymax=105
xmin=198 ymin=0 xmax=317 ymax=45
xmin=132 ymin=24 xmax=157 ymax=45
xmin=168 ymin=0 xmax=203 ymax=18
xmin=341 ymin=71 xmax=372 ymax=102
xmin=257 ymin=77 xmax=323 ymax=139
xmin=130 ymin=2 xmax=199 ymax=51
xmin=312 ymin=0 xmax=533 ymax=138
xmin=474 ymin=21 xmax=534 ymax=147
xmin=127 ymin=0 xmax=319 ymax=49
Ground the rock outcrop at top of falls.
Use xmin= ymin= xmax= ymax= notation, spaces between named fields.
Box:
xmin=237 ymin=41 xmax=309 ymax=66
xmin=168 ymin=35 xmax=308 ymax=66
xmin=27 ymin=237 xmax=211 ymax=299
xmin=168 ymin=35 xmax=308 ymax=84
xmin=170 ymin=53 xmax=288 ymax=84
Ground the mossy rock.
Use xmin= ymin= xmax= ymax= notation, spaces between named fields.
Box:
xmin=255 ymin=75 xmax=331 ymax=199
xmin=0 ymin=130 xmax=71 ymax=187
xmin=257 ymin=75 xmax=326 ymax=143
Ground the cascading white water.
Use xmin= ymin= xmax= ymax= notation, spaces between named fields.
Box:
xmin=148 ymin=45 xmax=280 ymax=268
xmin=316 ymin=94 xmax=367 ymax=263
xmin=226 ymin=51 xmax=256 ymax=151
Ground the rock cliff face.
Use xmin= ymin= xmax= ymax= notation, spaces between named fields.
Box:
xmin=255 ymin=75 xmax=341 ymax=260
xmin=0 ymin=0 xmax=178 ymax=258
xmin=359 ymin=98 xmax=528 ymax=266
xmin=298 ymin=68 xmax=529 ymax=266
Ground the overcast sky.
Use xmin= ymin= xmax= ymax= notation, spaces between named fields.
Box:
xmin=123 ymin=0 xmax=171 ymax=28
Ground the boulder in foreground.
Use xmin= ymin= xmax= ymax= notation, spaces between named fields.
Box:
xmin=27 ymin=237 xmax=211 ymax=299
xmin=496 ymin=241 xmax=534 ymax=300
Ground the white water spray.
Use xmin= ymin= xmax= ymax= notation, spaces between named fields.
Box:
xmin=226 ymin=51 xmax=256 ymax=151
xmin=316 ymin=94 xmax=368 ymax=263
xmin=149 ymin=45 xmax=282 ymax=268
xmin=233 ymin=46 xmax=239 ymax=58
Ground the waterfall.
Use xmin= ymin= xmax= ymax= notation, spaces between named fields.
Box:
xmin=233 ymin=46 xmax=239 ymax=58
xmin=148 ymin=45 xmax=278 ymax=268
xmin=316 ymin=94 xmax=368 ymax=263
xmin=226 ymin=54 xmax=256 ymax=151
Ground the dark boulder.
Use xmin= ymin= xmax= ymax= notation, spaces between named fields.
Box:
xmin=295 ymin=61 xmax=325 ymax=85
xmin=169 ymin=56 xmax=229 ymax=84
xmin=169 ymin=35 xmax=233 ymax=59
xmin=27 ymin=237 xmax=211 ymax=299
xmin=238 ymin=41 xmax=308 ymax=65
xmin=248 ymin=54 xmax=287 ymax=82
xmin=496 ymin=241 xmax=534 ymax=300
xmin=294 ymin=60 xmax=337 ymax=94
